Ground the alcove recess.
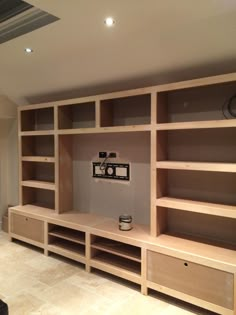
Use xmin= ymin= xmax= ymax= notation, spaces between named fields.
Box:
xmin=58 ymin=131 xmax=150 ymax=225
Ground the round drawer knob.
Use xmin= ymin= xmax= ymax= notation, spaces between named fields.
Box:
xmin=184 ymin=262 xmax=188 ymax=267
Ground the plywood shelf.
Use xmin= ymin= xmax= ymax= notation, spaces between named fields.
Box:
xmin=91 ymin=237 xmax=141 ymax=262
xmin=156 ymin=120 xmax=236 ymax=130
xmin=49 ymin=239 xmax=85 ymax=256
xmin=92 ymin=252 xmax=141 ymax=274
xmin=91 ymin=252 xmax=141 ymax=284
xmin=21 ymin=156 xmax=55 ymax=163
xmin=156 ymin=197 xmax=236 ymax=219
xmin=156 ymin=161 xmax=236 ymax=173
xmin=49 ymin=227 xmax=85 ymax=245
xmin=20 ymin=130 xmax=55 ymax=136
xmin=58 ymin=125 xmax=151 ymax=135
xmin=21 ymin=180 xmax=55 ymax=190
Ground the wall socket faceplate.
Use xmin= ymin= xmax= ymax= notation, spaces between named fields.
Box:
xmin=92 ymin=162 xmax=130 ymax=181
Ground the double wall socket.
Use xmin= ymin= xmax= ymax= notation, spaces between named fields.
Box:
xmin=99 ymin=152 xmax=117 ymax=158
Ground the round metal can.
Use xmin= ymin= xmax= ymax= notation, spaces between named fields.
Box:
xmin=119 ymin=214 xmax=132 ymax=231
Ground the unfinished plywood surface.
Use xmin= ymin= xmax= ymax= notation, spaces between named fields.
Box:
xmin=156 ymin=197 xmax=236 ymax=218
xmin=11 ymin=212 xmax=44 ymax=243
xmin=147 ymin=251 xmax=234 ymax=309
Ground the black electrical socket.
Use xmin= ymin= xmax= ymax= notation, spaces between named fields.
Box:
xmin=109 ymin=152 xmax=117 ymax=158
xmin=99 ymin=152 xmax=107 ymax=158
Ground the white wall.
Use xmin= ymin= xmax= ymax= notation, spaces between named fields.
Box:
xmin=0 ymin=96 xmax=18 ymax=228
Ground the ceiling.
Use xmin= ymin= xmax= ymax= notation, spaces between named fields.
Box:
xmin=0 ymin=0 xmax=236 ymax=105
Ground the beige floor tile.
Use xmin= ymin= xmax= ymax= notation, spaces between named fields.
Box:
xmin=4 ymin=293 xmax=44 ymax=315
xmin=0 ymin=272 xmax=39 ymax=297
xmin=30 ymin=303 xmax=64 ymax=315
xmin=35 ymin=261 xmax=79 ymax=286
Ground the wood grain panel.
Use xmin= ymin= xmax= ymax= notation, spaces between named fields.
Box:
xmin=11 ymin=213 xmax=44 ymax=243
xmin=147 ymin=251 xmax=234 ymax=309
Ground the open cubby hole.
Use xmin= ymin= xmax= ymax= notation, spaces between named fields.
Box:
xmin=21 ymin=107 xmax=54 ymax=131
xmin=157 ymin=169 xmax=236 ymax=206
xmin=21 ymin=136 xmax=55 ymax=157
xmin=91 ymin=235 xmax=141 ymax=261
xmin=22 ymin=161 xmax=55 ymax=183
xmin=48 ymin=224 xmax=85 ymax=244
xmin=156 ymin=206 xmax=236 ymax=250
xmin=58 ymin=102 xmax=96 ymax=129
xmin=22 ymin=186 xmax=55 ymax=210
xmin=157 ymin=128 xmax=236 ymax=163
xmin=48 ymin=235 xmax=85 ymax=256
xmin=58 ymin=132 xmax=150 ymax=226
xmin=91 ymin=249 xmax=141 ymax=275
xmin=100 ymin=94 xmax=151 ymax=127
xmin=157 ymin=81 xmax=236 ymax=123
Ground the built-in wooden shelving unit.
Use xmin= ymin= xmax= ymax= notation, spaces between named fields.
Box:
xmin=8 ymin=72 xmax=236 ymax=315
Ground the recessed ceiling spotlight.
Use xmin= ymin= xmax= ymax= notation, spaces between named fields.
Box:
xmin=25 ymin=48 xmax=33 ymax=53
xmin=104 ymin=17 xmax=115 ymax=27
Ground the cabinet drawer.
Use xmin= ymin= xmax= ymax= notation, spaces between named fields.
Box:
xmin=11 ymin=213 xmax=44 ymax=244
xmin=147 ymin=251 xmax=234 ymax=310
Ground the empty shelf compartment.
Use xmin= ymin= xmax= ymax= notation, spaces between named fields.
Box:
xmin=58 ymin=102 xmax=95 ymax=129
xmin=22 ymin=135 xmax=54 ymax=157
xmin=100 ymin=94 xmax=151 ymax=127
xmin=21 ymin=107 xmax=54 ymax=131
xmin=49 ymin=238 xmax=85 ymax=256
xmin=92 ymin=251 xmax=141 ymax=275
xmin=49 ymin=225 xmax=85 ymax=245
xmin=91 ymin=236 xmax=141 ymax=262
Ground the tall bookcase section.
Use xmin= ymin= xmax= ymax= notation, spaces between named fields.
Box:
xmin=19 ymin=105 xmax=57 ymax=211
xmin=155 ymin=80 xmax=236 ymax=244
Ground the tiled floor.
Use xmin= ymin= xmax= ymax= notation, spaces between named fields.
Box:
xmin=0 ymin=231 xmax=215 ymax=315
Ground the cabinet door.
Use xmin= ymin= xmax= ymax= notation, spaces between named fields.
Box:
xmin=147 ymin=251 xmax=234 ymax=310
xmin=11 ymin=213 xmax=44 ymax=243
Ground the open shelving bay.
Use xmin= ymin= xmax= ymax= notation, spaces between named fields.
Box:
xmin=8 ymin=72 xmax=236 ymax=315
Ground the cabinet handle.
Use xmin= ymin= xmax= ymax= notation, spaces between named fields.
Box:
xmin=184 ymin=262 xmax=188 ymax=267
xmin=25 ymin=218 xmax=28 ymax=221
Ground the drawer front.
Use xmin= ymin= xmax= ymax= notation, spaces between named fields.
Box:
xmin=11 ymin=213 xmax=44 ymax=244
xmin=147 ymin=251 xmax=234 ymax=310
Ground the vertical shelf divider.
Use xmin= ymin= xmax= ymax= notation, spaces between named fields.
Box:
xmin=54 ymin=105 xmax=59 ymax=213
xmin=155 ymin=92 xmax=168 ymax=236
xmin=18 ymin=107 xmax=23 ymax=205
xmin=95 ymin=100 xmax=100 ymax=128
xmin=58 ymin=135 xmax=73 ymax=213
xmin=150 ymin=92 xmax=157 ymax=236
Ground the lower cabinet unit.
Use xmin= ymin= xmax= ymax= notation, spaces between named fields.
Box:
xmin=147 ymin=251 xmax=234 ymax=311
xmin=11 ymin=213 xmax=44 ymax=245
